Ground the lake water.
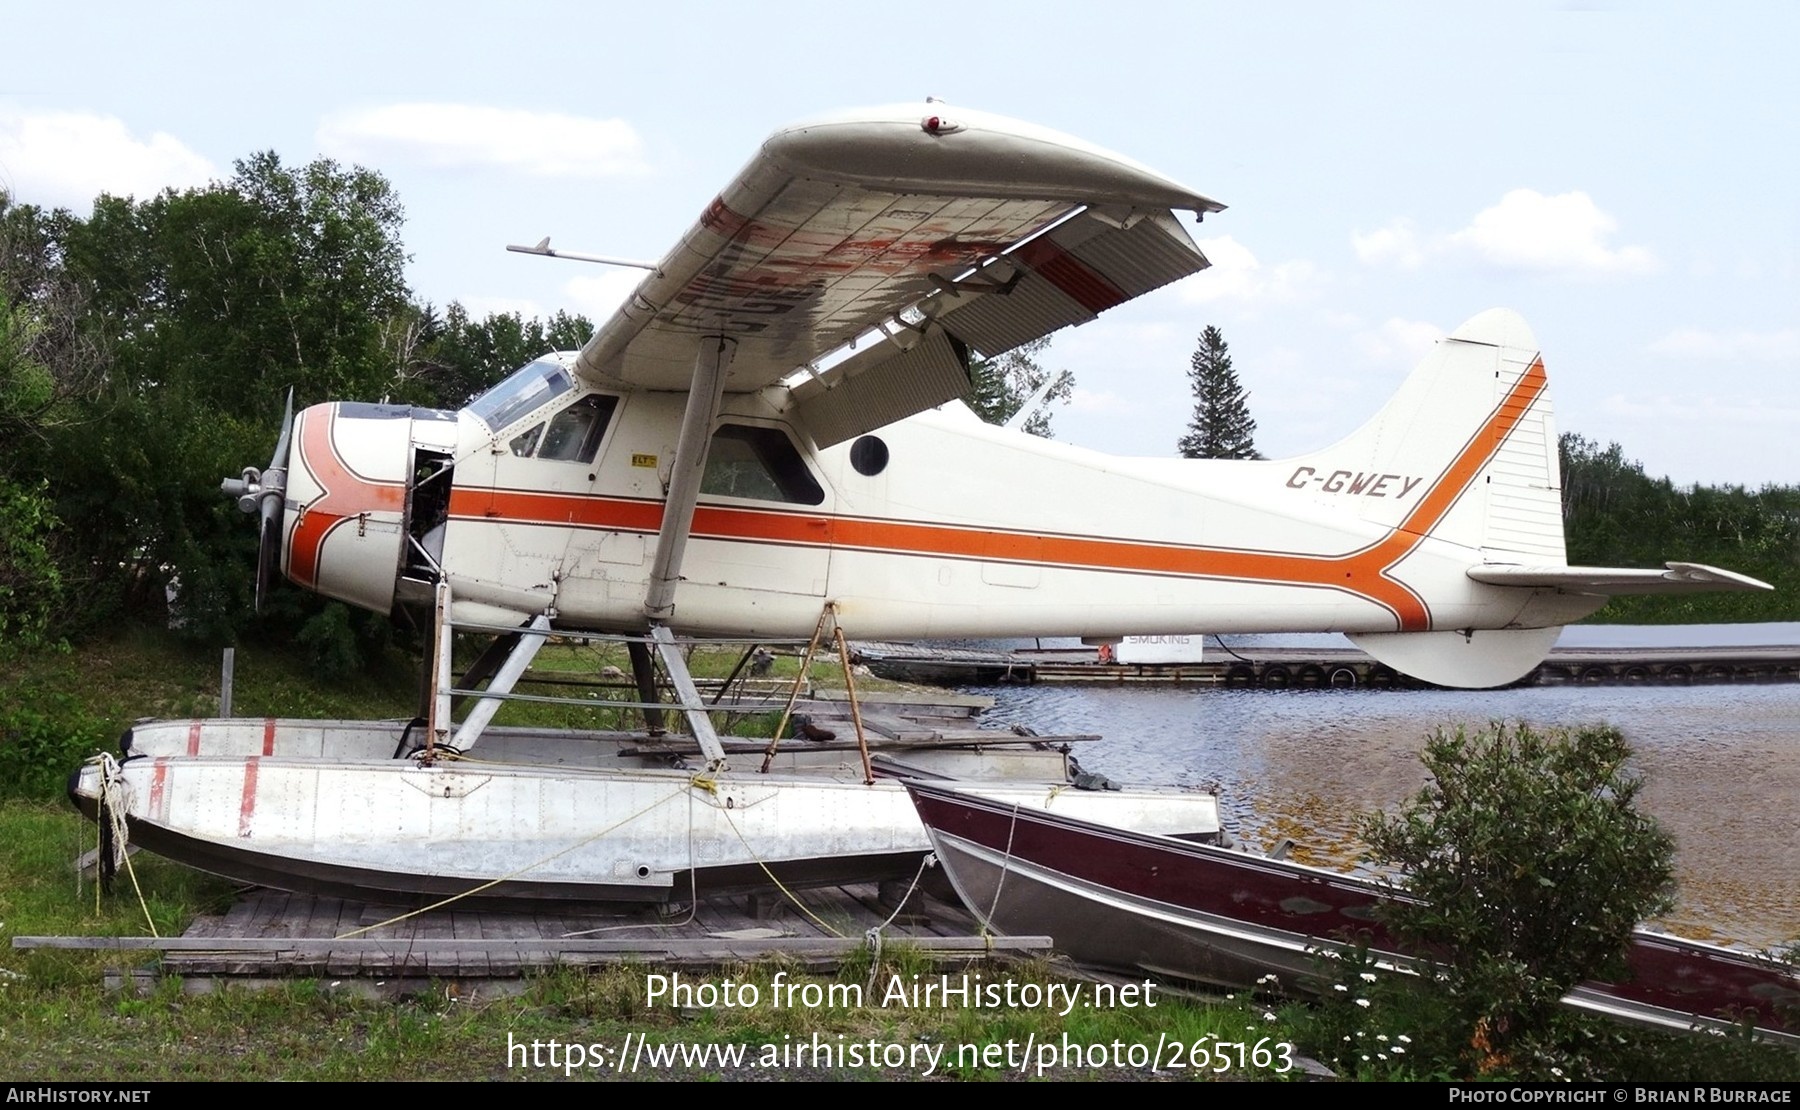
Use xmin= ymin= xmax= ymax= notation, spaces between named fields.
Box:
xmin=963 ymin=633 xmax=1799 ymax=949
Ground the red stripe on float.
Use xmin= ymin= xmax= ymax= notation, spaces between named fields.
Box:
xmin=238 ymin=758 xmax=259 ymax=838
xmin=149 ymin=759 xmax=168 ymax=823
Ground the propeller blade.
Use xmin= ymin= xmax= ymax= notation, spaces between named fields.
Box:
xmin=253 ymin=390 xmax=296 ymax=615
xmin=255 ymin=508 xmax=281 ymax=614
xmin=268 ymin=388 xmax=295 ymax=477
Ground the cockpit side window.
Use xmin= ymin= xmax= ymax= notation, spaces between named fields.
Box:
xmin=509 ymin=424 xmax=544 ymax=457
xmin=538 ymin=395 xmax=619 ymax=463
xmin=502 ymin=394 xmax=619 ymax=463
xmin=467 ymin=358 xmax=573 ymax=432
xmin=701 ymin=424 xmax=825 ymax=505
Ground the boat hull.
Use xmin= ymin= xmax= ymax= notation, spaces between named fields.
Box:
xmin=907 ymin=782 xmax=1800 ymax=1045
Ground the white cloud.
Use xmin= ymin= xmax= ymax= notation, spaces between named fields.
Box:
xmin=1354 ymin=317 xmax=1442 ymax=367
xmin=1351 ymin=219 xmax=1426 ymax=268
xmin=1448 ymin=189 xmax=1657 ymax=275
xmin=1179 ymin=236 xmax=1322 ymax=305
xmin=1646 ymin=328 xmax=1800 ymax=362
xmin=0 ymin=105 xmax=215 ymax=210
xmin=564 ymin=269 xmax=646 ymax=321
xmin=1068 ymin=387 xmax=1135 ymax=415
xmin=317 ymin=103 xmax=648 ymax=179
xmin=453 ymin=295 xmax=551 ymax=321
xmin=1355 ymin=190 xmax=1658 ymax=278
xmin=1602 ymin=393 xmax=1800 ymax=429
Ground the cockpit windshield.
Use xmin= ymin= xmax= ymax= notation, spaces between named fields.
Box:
xmin=466 ymin=358 xmax=574 ymax=432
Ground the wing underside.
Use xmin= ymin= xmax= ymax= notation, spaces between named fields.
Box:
xmin=575 ymin=104 xmax=1223 ymax=445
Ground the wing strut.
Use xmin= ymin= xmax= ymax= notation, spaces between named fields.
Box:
xmin=638 ymin=336 xmax=737 ymax=770
xmin=645 ymin=336 xmax=735 ymax=621
xmin=648 ymin=624 xmax=726 ymax=768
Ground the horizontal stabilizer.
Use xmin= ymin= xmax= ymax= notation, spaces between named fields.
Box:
xmin=1467 ymin=562 xmax=1772 ymax=596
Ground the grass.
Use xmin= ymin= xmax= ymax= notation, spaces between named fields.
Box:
xmin=2 ymin=628 xmax=1795 ymax=1080
xmin=0 ymin=803 xmax=1306 ymax=1082
xmin=1278 ymin=947 xmax=1799 ymax=1083
xmin=0 ymin=625 xmax=897 ymax=795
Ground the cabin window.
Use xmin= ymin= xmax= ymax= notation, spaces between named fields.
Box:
xmin=509 ymin=423 xmax=544 ymax=457
xmin=467 ymin=357 xmax=573 ymax=432
xmin=701 ymin=425 xmax=825 ymax=505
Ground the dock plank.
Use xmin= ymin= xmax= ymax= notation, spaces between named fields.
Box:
xmin=46 ymin=879 xmax=1045 ymax=991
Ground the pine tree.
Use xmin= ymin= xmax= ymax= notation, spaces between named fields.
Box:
xmin=1178 ymin=326 xmax=1261 ymax=460
xmin=964 ymin=336 xmax=1074 ymax=438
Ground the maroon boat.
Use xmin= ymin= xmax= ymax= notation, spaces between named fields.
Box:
xmin=906 ymin=781 xmax=1799 ymax=1044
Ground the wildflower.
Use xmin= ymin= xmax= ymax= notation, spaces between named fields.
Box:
xmin=1359 ymin=972 xmax=1377 ymax=982
xmin=1397 ymin=1035 xmax=1412 ymax=1043
xmin=1392 ymin=1046 xmax=1405 ymax=1055
xmin=1355 ymin=998 xmax=1371 ymax=1008
xmin=1333 ymin=984 xmax=1348 ymax=992
xmin=1263 ymin=1011 xmax=1277 ymax=1022
xmin=1377 ymin=1053 xmax=1388 ymax=1060
xmin=1551 ymin=1067 xmax=1563 ymax=1077
xmin=1376 ymin=1034 xmax=1388 ymax=1042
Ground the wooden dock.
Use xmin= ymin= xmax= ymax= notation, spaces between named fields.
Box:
xmin=17 ymin=882 xmax=1053 ymax=998
xmin=854 ymin=640 xmax=1800 ymax=689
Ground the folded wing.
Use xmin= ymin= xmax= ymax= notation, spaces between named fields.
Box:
xmin=574 ymin=103 xmax=1224 ymax=445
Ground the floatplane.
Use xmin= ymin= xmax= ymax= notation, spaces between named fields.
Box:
xmin=72 ymin=103 xmax=1766 ymax=905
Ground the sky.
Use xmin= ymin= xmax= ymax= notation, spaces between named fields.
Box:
xmin=2 ymin=1 xmax=1795 ymax=486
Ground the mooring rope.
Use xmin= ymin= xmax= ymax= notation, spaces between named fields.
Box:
xmin=713 ymin=799 xmax=846 ymax=938
xmin=982 ymin=802 xmax=1024 ymax=944
xmin=334 ymin=779 xmax=694 ymax=939
xmin=86 ymin=754 xmax=160 ymax=937
xmin=863 ymin=851 xmax=937 ymax=989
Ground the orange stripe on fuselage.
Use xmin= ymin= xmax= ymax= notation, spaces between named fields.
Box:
xmin=447 ymin=361 xmax=1547 ymax=632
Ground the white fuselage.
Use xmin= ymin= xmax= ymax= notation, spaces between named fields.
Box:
xmin=280 ymin=364 xmax=1593 ymax=643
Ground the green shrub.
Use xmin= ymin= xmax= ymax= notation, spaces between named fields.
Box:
xmin=0 ymin=692 xmax=111 ymax=800
xmin=1359 ymin=722 xmax=1676 ymax=1073
xmin=0 ymin=476 xmax=65 ymax=653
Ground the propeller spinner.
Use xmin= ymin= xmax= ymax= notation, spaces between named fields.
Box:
xmin=220 ymin=390 xmax=295 ymax=612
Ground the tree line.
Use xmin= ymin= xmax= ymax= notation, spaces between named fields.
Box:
xmin=1179 ymin=327 xmax=1795 ymax=620
xmin=0 ymin=156 xmax=593 ymax=660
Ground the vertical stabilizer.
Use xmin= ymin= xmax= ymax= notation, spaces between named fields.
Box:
xmin=1282 ymin=308 xmax=1564 ymax=563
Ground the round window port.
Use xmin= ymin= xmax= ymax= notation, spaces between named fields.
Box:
xmin=850 ymin=435 xmax=889 ymax=476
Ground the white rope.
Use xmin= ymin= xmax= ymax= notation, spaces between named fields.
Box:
xmin=976 ymin=803 xmax=1024 ymax=952
xmin=88 ymin=753 xmax=159 ymax=937
xmin=864 ymin=851 xmax=937 ymax=990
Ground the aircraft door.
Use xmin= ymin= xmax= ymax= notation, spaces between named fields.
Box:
xmin=484 ymin=393 xmax=621 ymax=600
